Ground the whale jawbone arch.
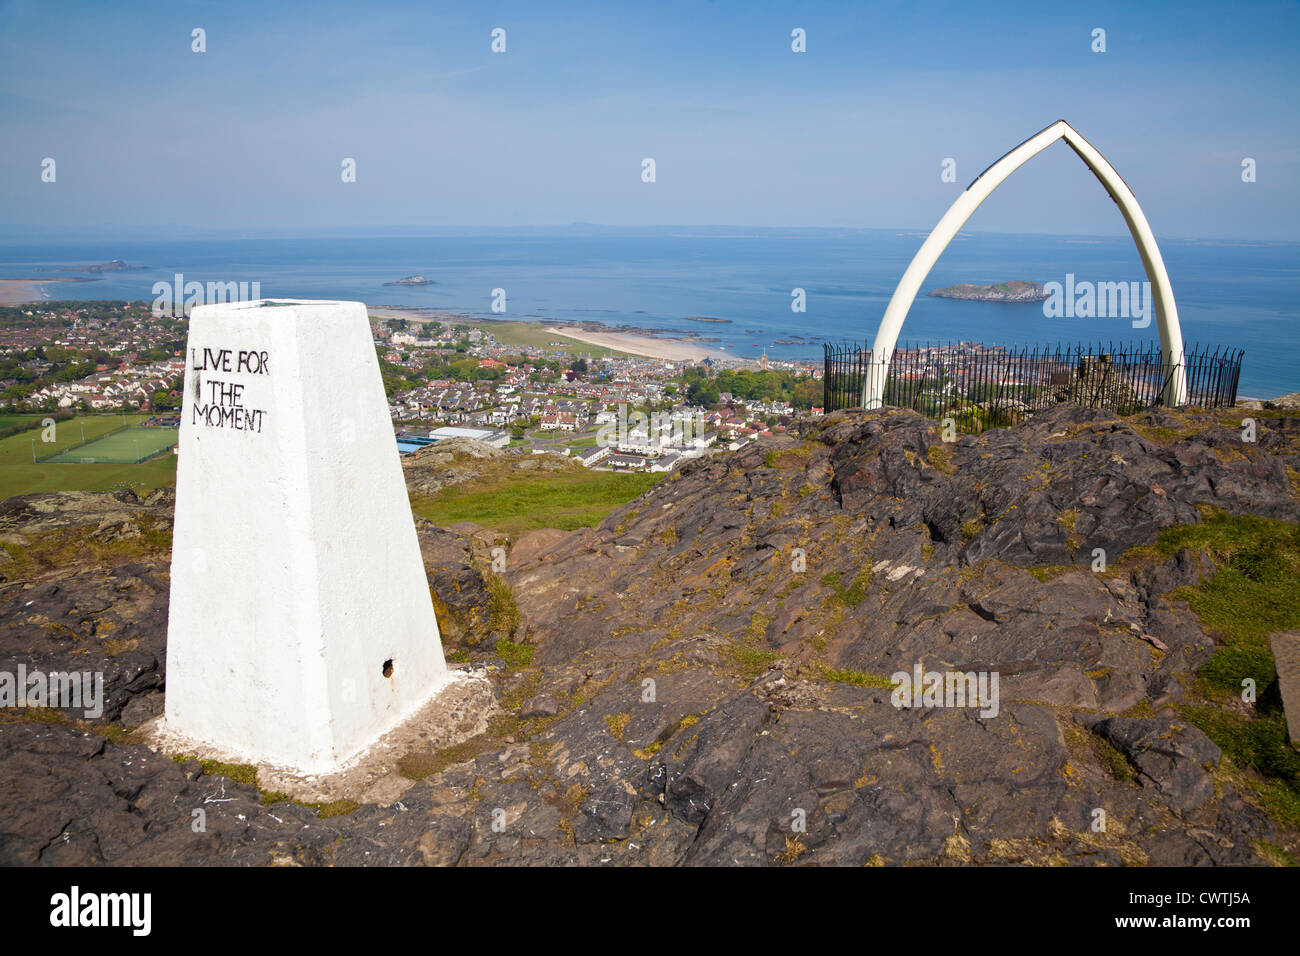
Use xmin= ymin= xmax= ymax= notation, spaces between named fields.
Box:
xmin=862 ymin=120 xmax=1187 ymax=410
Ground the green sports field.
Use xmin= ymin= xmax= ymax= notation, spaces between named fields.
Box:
xmin=0 ymin=415 xmax=177 ymax=499
xmin=41 ymin=425 xmax=178 ymax=464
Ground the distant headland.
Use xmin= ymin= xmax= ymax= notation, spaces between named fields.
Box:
xmin=928 ymin=280 xmax=1049 ymax=303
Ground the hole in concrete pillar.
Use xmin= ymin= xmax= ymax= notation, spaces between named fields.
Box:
xmin=382 ymin=659 xmax=394 ymax=678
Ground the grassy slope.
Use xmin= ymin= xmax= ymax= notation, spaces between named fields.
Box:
xmin=410 ymin=467 xmax=660 ymax=534
xmin=1126 ymin=512 xmax=1300 ymax=834
xmin=0 ymin=414 xmax=177 ymax=498
xmin=0 ymin=413 xmax=43 ymax=430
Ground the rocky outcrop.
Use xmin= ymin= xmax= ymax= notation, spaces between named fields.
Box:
xmin=401 ymin=439 xmax=580 ymax=497
xmin=1080 ymin=716 xmax=1221 ymax=810
xmin=0 ymin=404 xmax=1297 ymax=865
xmin=416 ymin=520 xmax=496 ymax=647
xmin=0 ymin=488 xmax=174 ymax=539
xmin=0 ymin=489 xmax=174 ymax=723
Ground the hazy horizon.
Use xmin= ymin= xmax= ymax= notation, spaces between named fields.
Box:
xmin=3 ymin=224 xmax=1298 ymax=245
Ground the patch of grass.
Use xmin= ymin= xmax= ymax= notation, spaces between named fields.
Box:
xmin=1059 ymin=508 xmax=1079 ymax=533
xmin=1158 ymin=515 xmax=1300 ymax=695
xmin=1255 ymin=840 xmax=1297 ymax=867
xmin=410 ymin=467 xmax=661 ymax=534
xmin=927 ymin=444 xmax=956 ymax=474
xmin=1095 ymin=735 xmax=1136 ymax=782
xmin=817 ymin=664 xmax=894 ymax=689
xmin=494 ymin=635 xmax=534 ymax=670
xmin=1181 ymin=705 xmax=1300 ymax=829
xmin=1061 ymin=721 xmax=1135 ymax=784
xmin=1026 ymin=565 xmax=1068 ymax=582
xmin=199 ymin=760 xmax=258 ymax=787
xmin=724 ymin=644 xmax=780 ymax=681
xmin=765 ymin=444 xmax=817 ymax=471
xmin=315 ymin=799 xmax=361 ymax=819
xmin=486 ymin=573 xmax=522 ymax=637
xmin=744 ymin=611 xmax=772 ymax=645
xmin=960 ymin=519 xmax=983 ymax=541
xmin=604 ymin=712 xmax=632 ymax=740
xmin=86 ymin=721 xmax=132 ymax=744
xmin=820 ymin=567 xmax=871 ymax=607
xmin=1130 ymin=422 xmax=1200 ymax=445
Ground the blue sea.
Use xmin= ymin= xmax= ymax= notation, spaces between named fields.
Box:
xmin=1 ymin=230 xmax=1295 ymax=397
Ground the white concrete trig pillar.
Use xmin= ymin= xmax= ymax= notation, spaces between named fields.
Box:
xmin=163 ymin=299 xmax=451 ymax=775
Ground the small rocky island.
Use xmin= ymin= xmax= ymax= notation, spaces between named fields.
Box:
xmin=384 ymin=275 xmax=436 ymax=287
xmin=59 ymin=259 xmax=144 ymax=274
xmin=928 ymin=280 xmax=1048 ymax=303
xmin=684 ymin=316 xmax=731 ymax=323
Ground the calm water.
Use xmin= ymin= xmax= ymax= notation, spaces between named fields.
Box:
xmin=1 ymin=231 xmax=1295 ymax=397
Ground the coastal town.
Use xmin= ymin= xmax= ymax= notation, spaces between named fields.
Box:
xmin=0 ymin=299 xmax=825 ymax=473
xmin=373 ymin=313 xmax=824 ymax=471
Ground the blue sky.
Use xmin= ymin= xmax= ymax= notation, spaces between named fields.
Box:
xmin=1 ymin=0 xmax=1297 ymax=239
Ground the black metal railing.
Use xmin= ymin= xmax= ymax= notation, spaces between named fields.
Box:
xmin=823 ymin=341 xmax=1244 ymax=428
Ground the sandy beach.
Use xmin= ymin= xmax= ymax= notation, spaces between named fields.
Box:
xmin=0 ymin=279 xmax=48 ymax=306
xmin=549 ymin=325 xmax=733 ymax=362
xmin=0 ymin=278 xmax=91 ymax=306
xmin=368 ymin=304 xmax=741 ymax=362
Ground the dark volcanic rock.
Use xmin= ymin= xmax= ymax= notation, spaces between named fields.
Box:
xmin=0 ymin=722 xmax=339 ymax=866
xmin=1083 ymin=716 xmax=1222 ymax=811
xmin=415 ymin=520 xmax=495 ymax=647
xmin=1 ymin=404 xmax=1297 ymax=865
xmin=0 ymin=491 xmax=172 ymax=725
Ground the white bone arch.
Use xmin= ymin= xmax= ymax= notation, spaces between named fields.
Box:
xmin=864 ymin=120 xmax=1187 ymax=408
